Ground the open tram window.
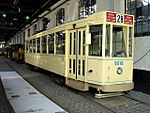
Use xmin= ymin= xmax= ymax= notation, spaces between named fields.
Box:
xmin=89 ymin=25 xmax=103 ymax=56
xmin=42 ymin=36 xmax=47 ymax=53
xmin=48 ymin=33 xmax=54 ymax=54
xmin=56 ymin=31 xmax=65 ymax=54
xmin=129 ymin=27 xmax=133 ymax=57
xmin=112 ymin=26 xmax=127 ymax=57
xmin=105 ymin=25 xmax=110 ymax=57
xmin=37 ymin=38 xmax=40 ymax=53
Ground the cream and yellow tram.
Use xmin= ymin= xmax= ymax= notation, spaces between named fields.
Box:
xmin=25 ymin=11 xmax=134 ymax=96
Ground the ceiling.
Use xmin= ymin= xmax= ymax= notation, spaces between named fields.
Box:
xmin=0 ymin=0 xmax=60 ymax=42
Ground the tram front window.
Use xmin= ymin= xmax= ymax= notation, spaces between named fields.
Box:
xmin=112 ymin=26 xmax=127 ymax=57
xmin=89 ymin=25 xmax=103 ymax=56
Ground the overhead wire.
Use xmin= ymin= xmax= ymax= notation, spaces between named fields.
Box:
xmin=133 ymin=48 xmax=150 ymax=64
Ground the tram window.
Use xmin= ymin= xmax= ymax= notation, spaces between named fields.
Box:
xmin=28 ymin=29 xmax=30 ymax=37
xmin=129 ymin=27 xmax=133 ymax=57
xmin=82 ymin=60 xmax=85 ymax=76
xmin=69 ymin=33 xmax=72 ymax=55
xmin=26 ymin=40 xmax=29 ymax=53
xmin=89 ymin=25 xmax=103 ymax=56
xmin=79 ymin=31 xmax=81 ymax=55
xmin=73 ymin=32 xmax=76 ymax=55
xmin=83 ymin=31 xmax=85 ymax=55
xmin=56 ymin=31 xmax=65 ymax=54
xmin=69 ymin=59 xmax=72 ymax=73
xmin=78 ymin=60 xmax=81 ymax=75
xmin=33 ymin=39 xmax=36 ymax=53
xmin=73 ymin=59 xmax=75 ymax=74
xmin=42 ymin=36 xmax=47 ymax=53
xmin=37 ymin=38 xmax=40 ymax=53
xmin=48 ymin=34 xmax=54 ymax=54
xmin=112 ymin=26 xmax=127 ymax=57
xmin=105 ymin=25 xmax=110 ymax=57
xmin=29 ymin=40 xmax=32 ymax=53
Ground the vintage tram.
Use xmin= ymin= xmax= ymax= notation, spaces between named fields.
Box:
xmin=9 ymin=44 xmax=24 ymax=63
xmin=25 ymin=11 xmax=134 ymax=97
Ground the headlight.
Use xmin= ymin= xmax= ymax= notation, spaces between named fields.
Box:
xmin=117 ymin=67 xmax=123 ymax=74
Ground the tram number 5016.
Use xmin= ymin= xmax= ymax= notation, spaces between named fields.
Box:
xmin=114 ymin=61 xmax=124 ymax=66
xmin=116 ymin=14 xmax=124 ymax=23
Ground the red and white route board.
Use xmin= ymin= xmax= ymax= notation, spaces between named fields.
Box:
xmin=106 ymin=12 xmax=133 ymax=25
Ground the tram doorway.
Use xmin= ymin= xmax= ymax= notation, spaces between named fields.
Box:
xmin=68 ymin=28 xmax=86 ymax=82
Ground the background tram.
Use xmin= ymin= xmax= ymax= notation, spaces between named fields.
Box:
xmin=25 ymin=11 xmax=134 ymax=95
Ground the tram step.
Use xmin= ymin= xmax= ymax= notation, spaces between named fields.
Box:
xmin=66 ymin=78 xmax=89 ymax=91
xmin=95 ymin=92 xmax=124 ymax=98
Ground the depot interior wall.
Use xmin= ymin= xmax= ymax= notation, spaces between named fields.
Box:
xmin=12 ymin=0 xmax=125 ymax=44
xmin=134 ymin=36 xmax=150 ymax=71
xmin=96 ymin=0 xmax=125 ymax=13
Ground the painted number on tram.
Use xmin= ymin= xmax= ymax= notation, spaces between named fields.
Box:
xmin=114 ymin=61 xmax=124 ymax=66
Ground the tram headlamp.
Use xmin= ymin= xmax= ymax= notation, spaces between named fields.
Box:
xmin=117 ymin=67 xmax=123 ymax=74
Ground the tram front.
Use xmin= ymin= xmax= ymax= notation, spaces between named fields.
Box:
xmin=87 ymin=11 xmax=134 ymax=93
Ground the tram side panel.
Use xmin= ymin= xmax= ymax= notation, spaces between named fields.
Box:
xmin=25 ymin=53 xmax=66 ymax=76
xmin=87 ymin=59 xmax=134 ymax=92
xmin=103 ymin=60 xmax=133 ymax=84
xmin=87 ymin=59 xmax=104 ymax=84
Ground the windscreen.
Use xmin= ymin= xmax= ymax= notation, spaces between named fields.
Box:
xmin=112 ymin=26 xmax=127 ymax=57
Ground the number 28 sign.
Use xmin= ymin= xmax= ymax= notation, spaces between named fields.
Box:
xmin=106 ymin=12 xmax=133 ymax=25
xmin=116 ymin=14 xmax=124 ymax=23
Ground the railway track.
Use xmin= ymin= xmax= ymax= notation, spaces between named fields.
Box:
xmin=78 ymin=91 xmax=150 ymax=113
xmin=78 ymin=92 xmax=117 ymax=113
xmin=123 ymin=94 xmax=150 ymax=107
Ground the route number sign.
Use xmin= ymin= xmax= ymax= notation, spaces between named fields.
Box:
xmin=116 ymin=14 xmax=124 ymax=23
xmin=106 ymin=12 xmax=133 ymax=25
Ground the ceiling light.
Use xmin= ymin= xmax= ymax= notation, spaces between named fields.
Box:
xmin=2 ymin=14 xmax=6 ymax=18
xmin=25 ymin=16 xmax=30 ymax=20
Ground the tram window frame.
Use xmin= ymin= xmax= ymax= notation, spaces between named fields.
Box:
xmin=33 ymin=39 xmax=36 ymax=53
xmin=56 ymin=31 xmax=65 ymax=54
xmin=112 ymin=26 xmax=127 ymax=57
xmin=42 ymin=35 xmax=47 ymax=53
xmin=29 ymin=40 xmax=32 ymax=53
xmin=28 ymin=28 xmax=30 ymax=37
xmin=129 ymin=27 xmax=133 ymax=57
xmin=83 ymin=31 xmax=85 ymax=55
xmin=69 ymin=33 xmax=72 ymax=55
xmin=37 ymin=38 xmax=40 ymax=53
xmin=105 ymin=25 xmax=110 ymax=57
xmin=26 ymin=40 xmax=29 ymax=53
xmin=48 ymin=33 xmax=54 ymax=54
xmin=89 ymin=24 xmax=103 ymax=56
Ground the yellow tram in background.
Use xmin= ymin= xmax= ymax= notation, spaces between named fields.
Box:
xmin=0 ymin=48 xmax=2 ymax=55
xmin=9 ymin=44 xmax=24 ymax=63
xmin=25 ymin=11 xmax=134 ymax=97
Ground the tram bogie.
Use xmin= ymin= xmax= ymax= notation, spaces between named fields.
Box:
xmin=25 ymin=11 xmax=134 ymax=94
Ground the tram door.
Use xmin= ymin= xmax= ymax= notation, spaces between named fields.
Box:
xmin=68 ymin=28 xmax=86 ymax=81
